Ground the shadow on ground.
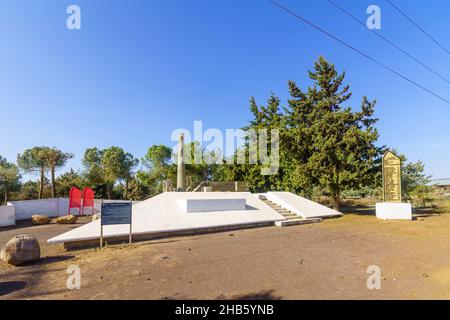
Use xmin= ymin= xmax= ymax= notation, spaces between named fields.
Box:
xmin=341 ymin=205 xmax=375 ymax=216
xmin=218 ymin=290 xmax=282 ymax=300
xmin=34 ymin=255 xmax=75 ymax=266
xmin=0 ymin=281 xmax=27 ymax=297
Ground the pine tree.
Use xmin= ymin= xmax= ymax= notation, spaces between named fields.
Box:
xmin=287 ymin=57 xmax=382 ymax=210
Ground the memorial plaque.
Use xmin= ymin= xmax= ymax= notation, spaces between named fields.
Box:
xmin=100 ymin=202 xmax=132 ymax=247
xmin=101 ymin=202 xmax=132 ymax=225
xmin=382 ymin=151 xmax=402 ymax=202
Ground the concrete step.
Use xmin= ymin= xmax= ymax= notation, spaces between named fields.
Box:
xmin=262 ymin=200 xmax=300 ymax=218
xmin=275 ymin=218 xmax=322 ymax=227
xmin=285 ymin=215 xmax=301 ymax=220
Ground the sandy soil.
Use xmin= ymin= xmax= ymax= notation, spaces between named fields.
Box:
xmin=1 ymin=207 xmax=450 ymax=300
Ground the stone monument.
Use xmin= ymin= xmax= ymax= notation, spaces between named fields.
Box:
xmin=376 ymin=151 xmax=412 ymax=220
xmin=177 ymin=133 xmax=186 ymax=191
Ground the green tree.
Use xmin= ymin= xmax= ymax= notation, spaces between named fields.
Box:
xmin=237 ymin=57 xmax=382 ymax=209
xmin=14 ymin=180 xmax=39 ymax=200
xmin=43 ymin=147 xmax=74 ymax=198
xmin=288 ymin=57 xmax=382 ymax=209
xmin=17 ymin=147 xmax=49 ymax=199
xmin=83 ymin=147 xmax=136 ymax=199
xmin=55 ymin=169 xmax=87 ymax=197
xmin=139 ymin=145 xmax=175 ymax=194
xmin=101 ymin=147 xmax=128 ymax=199
xmin=410 ymin=185 xmax=434 ymax=208
xmin=401 ymin=159 xmax=431 ymax=199
xmin=122 ymin=153 xmax=139 ymax=199
xmin=240 ymin=95 xmax=285 ymax=192
xmin=184 ymin=141 xmax=223 ymax=187
xmin=82 ymin=147 xmax=107 ymax=198
xmin=0 ymin=156 xmax=21 ymax=204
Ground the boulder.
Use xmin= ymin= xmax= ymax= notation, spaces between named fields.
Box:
xmin=55 ymin=215 xmax=77 ymax=224
xmin=31 ymin=215 xmax=51 ymax=225
xmin=0 ymin=234 xmax=41 ymax=266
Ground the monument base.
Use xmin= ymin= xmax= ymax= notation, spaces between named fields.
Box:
xmin=376 ymin=202 xmax=412 ymax=220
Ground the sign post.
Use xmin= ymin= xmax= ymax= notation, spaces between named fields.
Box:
xmin=100 ymin=201 xmax=132 ymax=248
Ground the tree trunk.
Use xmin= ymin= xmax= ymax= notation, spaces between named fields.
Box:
xmin=51 ymin=166 xmax=56 ymax=198
xmin=106 ymin=183 xmax=112 ymax=200
xmin=331 ymin=195 xmax=341 ymax=211
xmin=39 ymin=167 xmax=45 ymax=199
xmin=124 ymin=178 xmax=129 ymax=200
xmin=4 ymin=186 xmax=8 ymax=204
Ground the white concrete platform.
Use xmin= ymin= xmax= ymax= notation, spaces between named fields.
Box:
xmin=47 ymin=192 xmax=286 ymax=245
xmin=376 ymin=202 xmax=412 ymax=220
xmin=264 ymin=192 xmax=342 ymax=218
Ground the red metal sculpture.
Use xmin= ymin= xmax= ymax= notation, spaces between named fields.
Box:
xmin=82 ymin=187 xmax=95 ymax=215
xmin=68 ymin=187 xmax=82 ymax=215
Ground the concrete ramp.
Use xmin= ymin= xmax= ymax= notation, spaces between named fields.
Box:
xmin=265 ymin=192 xmax=342 ymax=219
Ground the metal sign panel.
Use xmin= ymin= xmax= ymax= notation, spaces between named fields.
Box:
xmin=101 ymin=202 xmax=132 ymax=225
xmin=382 ymin=151 xmax=402 ymax=202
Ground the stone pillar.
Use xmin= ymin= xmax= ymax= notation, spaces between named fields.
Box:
xmin=177 ymin=133 xmax=186 ymax=191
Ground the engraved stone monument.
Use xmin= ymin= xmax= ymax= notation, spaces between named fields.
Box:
xmin=376 ymin=151 xmax=412 ymax=220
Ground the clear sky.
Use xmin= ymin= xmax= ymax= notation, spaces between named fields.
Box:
xmin=1 ymin=0 xmax=449 ymax=179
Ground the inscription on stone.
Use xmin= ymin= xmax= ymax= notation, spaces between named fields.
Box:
xmin=382 ymin=151 xmax=402 ymax=202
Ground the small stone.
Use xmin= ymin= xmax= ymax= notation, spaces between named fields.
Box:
xmin=31 ymin=215 xmax=51 ymax=225
xmin=55 ymin=215 xmax=77 ymax=224
xmin=0 ymin=234 xmax=41 ymax=266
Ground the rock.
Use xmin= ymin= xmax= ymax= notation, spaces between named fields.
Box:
xmin=92 ymin=213 xmax=100 ymax=221
xmin=55 ymin=215 xmax=77 ymax=224
xmin=0 ymin=235 xmax=41 ymax=266
xmin=31 ymin=215 xmax=51 ymax=225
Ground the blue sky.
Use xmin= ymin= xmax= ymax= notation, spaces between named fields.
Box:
xmin=0 ymin=0 xmax=449 ymax=179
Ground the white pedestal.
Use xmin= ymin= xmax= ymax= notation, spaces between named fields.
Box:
xmin=376 ymin=202 xmax=412 ymax=220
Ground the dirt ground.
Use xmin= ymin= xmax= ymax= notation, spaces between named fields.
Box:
xmin=1 ymin=204 xmax=450 ymax=300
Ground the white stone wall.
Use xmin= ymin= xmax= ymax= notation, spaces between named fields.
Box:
xmin=10 ymin=198 xmax=98 ymax=220
xmin=0 ymin=203 xmax=15 ymax=227
xmin=9 ymin=198 xmax=140 ymax=221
